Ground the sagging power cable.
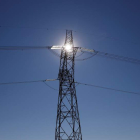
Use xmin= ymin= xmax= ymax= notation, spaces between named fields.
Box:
xmin=75 ymin=81 xmax=140 ymax=95
xmin=0 ymin=79 xmax=57 ymax=85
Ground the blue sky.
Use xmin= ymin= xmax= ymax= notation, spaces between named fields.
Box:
xmin=0 ymin=0 xmax=140 ymax=140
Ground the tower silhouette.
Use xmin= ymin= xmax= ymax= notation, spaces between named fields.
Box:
xmin=55 ymin=30 xmax=82 ymax=140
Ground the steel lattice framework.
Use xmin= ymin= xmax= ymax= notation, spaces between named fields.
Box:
xmin=55 ymin=30 xmax=82 ymax=140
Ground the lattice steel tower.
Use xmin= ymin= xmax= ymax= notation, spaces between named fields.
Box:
xmin=55 ymin=30 xmax=82 ymax=140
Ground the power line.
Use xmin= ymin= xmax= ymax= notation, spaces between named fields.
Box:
xmin=76 ymin=52 xmax=97 ymax=61
xmin=76 ymin=81 xmax=140 ymax=95
xmin=48 ymin=49 xmax=60 ymax=58
xmin=0 ymin=79 xmax=57 ymax=85
xmin=0 ymin=46 xmax=61 ymax=58
xmin=0 ymin=25 xmax=65 ymax=31
xmin=1 ymin=46 xmax=140 ymax=65
xmin=75 ymin=52 xmax=84 ymax=58
xmin=95 ymin=50 xmax=140 ymax=65
xmin=1 ymin=25 xmax=139 ymax=46
xmin=43 ymin=81 xmax=58 ymax=91
xmin=0 ymin=79 xmax=139 ymax=95
xmin=0 ymin=46 xmax=51 ymax=50
xmin=76 ymin=50 xmax=140 ymax=65
xmin=74 ymin=30 xmax=140 ymax=46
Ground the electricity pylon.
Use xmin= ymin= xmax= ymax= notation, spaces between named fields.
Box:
xmin=55 ymin=30 xmax=82 ymax=140
xmin=1 ymin=28 xmax=140 ymax=140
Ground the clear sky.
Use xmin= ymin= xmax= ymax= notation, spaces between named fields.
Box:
xmin=0 ymin=0 xmax=140 ymax=140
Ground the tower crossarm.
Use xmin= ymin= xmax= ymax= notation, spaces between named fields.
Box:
xmin=78 ymin=47 xmax=95 ymax=53
xmin=51 ymin=46 xmax=96 ymax=53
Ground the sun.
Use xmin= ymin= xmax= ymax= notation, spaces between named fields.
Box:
xmin=64 ymin=44 xmax=72 ymax=52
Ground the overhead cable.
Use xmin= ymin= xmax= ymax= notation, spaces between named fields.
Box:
xmin=0 ymin=25 xmax=139 ymax=45
xmin=43 ymin=81 xmax=58 ymax=91
xmin=48 ymin=49 xmax=60 ymax=58
xmin=0 ymin=79 xmax=139 ymax=95
xmin=0 ymin=46 xmax=52 ymax=50
xmin=95 ymin=50 xmax=140 ymax=64
xmin=78 ymin=47 xmax=140 ymax=64
xmin=0 ymin=79 xmax=57 ymax=85
xmin=76 ymin=52 xmax=97 ymax=61
xmin=1 ymin=46 xmax=140 ymax=65
xmin=0 ymin=25 xmax=65 ymax=31
xmin=1 ymin=25 xmax=140 ymax=46
xmin=75 ymin=82 xmax=140 ymax=95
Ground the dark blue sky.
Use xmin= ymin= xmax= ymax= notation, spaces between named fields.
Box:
xmin=0 ymin=0 xmax=140 ymax=140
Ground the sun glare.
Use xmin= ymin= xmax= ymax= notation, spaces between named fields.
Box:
xmin=64 ymin=44 xmax=72 ymax=52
